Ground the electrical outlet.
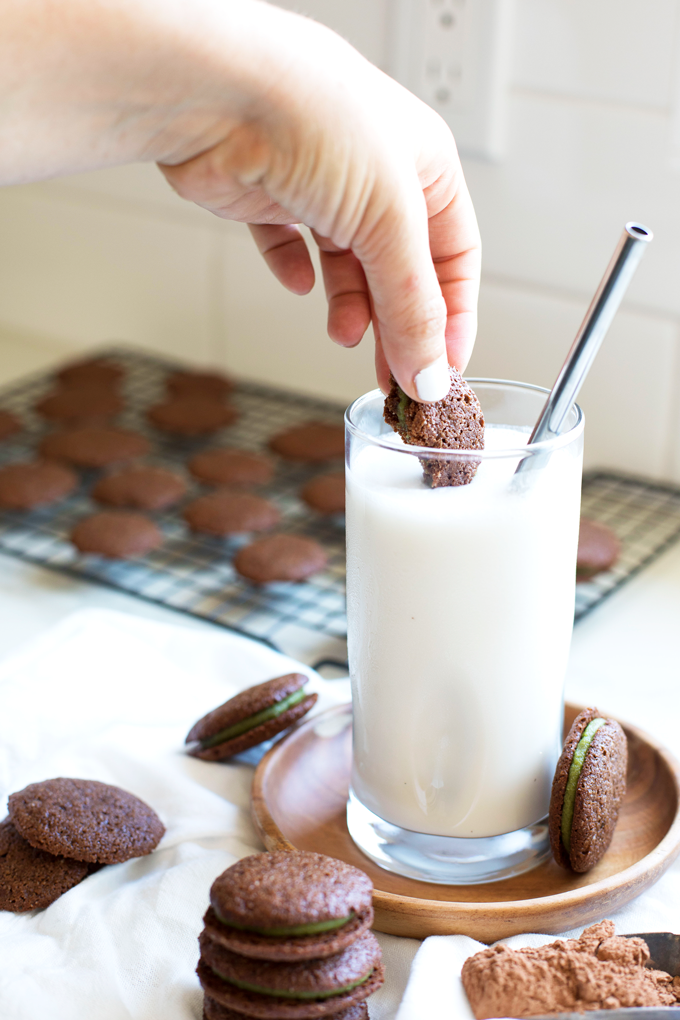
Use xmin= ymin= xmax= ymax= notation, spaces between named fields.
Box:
xmin=389 ymin=0 xmax=514 ymax=160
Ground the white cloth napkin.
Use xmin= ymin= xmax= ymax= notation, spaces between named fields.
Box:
xmin=0 ymin=607 xmax=369 ymax=1020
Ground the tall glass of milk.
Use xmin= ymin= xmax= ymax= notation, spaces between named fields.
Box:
xmin=345 ymin=380 xmax=584 ymax=883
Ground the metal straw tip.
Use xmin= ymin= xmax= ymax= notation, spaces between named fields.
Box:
xmin=625 ymin=221 xmax=653 ymax=242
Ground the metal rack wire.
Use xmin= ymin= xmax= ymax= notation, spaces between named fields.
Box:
xmin=0 ymin=348 xmax=678 ymax=649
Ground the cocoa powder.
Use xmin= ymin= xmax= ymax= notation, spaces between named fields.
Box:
xmin=461 ymin=920 xmax=680 ymax=1018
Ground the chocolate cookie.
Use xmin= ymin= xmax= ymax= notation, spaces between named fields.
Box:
xmin=92 ymin=465 xmax=186 ymax=511
xmin=186 ymin=674 xmax=318 ymax=762
xmin=189 ymin=448 xmax=275 ymax=489
xmin=166 ymin=369 xmax=234 ymax=399
xmin=234 ymin=535 xmax=328 ymax=583
xmin=204 ymin=851 xmax=374 ymax=961
xmin=203 ymin=999 xmax=368 ymax=1020
xmin=183 ymin=492 xmax=280 ymax=536
xmin=147 ymin=397 xmax=238 ymax=436
xmin=56 ymin=357 xmax=125 ymax=389
xmin=269 ymin=423 xmax=345 ymax=462
xmin=0 ymin=409 xmax=22 ymax=441
xmin=0 ymin=461 xmax=78 ymax=510
xmin=301 ymin=473 xmax=345 ymax=515
xmin=577 ymin=518 xmax=621 ymax=580
xmin=71 ymin=511 xmax=164 ymax=558
xmin=384 ymin=368 xmax=485 ymax=487
xmin=40 ymin=427 xmax=151 ymax=468
xmin=0 ymin=818 xmax=89 ymax=913
xmin=8 ymin=778 xmax=165 ymax=865
xmin=549 ymin=708 xmax=628 ymax=872
xmin=197 ymin=929 xmax=384 ymax=1019
xmin=35 ymin=386 xmax=123 ymax=424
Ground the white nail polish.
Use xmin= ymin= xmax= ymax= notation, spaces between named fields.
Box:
xmin=414 ymin=352 xmax=451 ymax=402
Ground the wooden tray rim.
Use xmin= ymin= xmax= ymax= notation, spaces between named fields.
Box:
xmin=251 ymin=701 xmax=680 ymax=918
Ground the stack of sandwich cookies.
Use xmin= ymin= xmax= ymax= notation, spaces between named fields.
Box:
xmin=0 ymin=777 xmax=165 ymax=912
xmin=549 ymin=707 xmax=628 ymax=872
xmin=197 ymin=851 xmax=383 ymax=1019
xmin=186 ymin=675 xmax=318 ymax=761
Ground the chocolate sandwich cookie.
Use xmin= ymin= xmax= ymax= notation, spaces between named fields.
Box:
xmin=186 ymin=674 xmax=317 ymax=761
xmin=234 ymin=534 xmax=328 ymax=583
xmin=147 ymin=397 xmax=238 ymax=436
xmin=203 ymin=998 xmax=368 ymax=1020
xmin=8 ymin=778 xmax=165 ymax=865
xmin=189 ymin=448 xmax=275 ymax=489
xmin=269 ymin=424 xmax=345 ymax=463
xmin=184 ymin=491 xmax=279 ymax=537
xmin=549 ymin=707 xmax=627 ymax=872
xmin=40 ymin=426 xmax=151 ymax=468
xmin=384 ymin=368 xmax=484 ymax=487
xmin=197 ymin=929 xmax=384 ymax=1019
xmin=577 ymin=518 xmax=621 ymax=580
xmin=203 ymin=851 xmax=374 ymax=960
xmin=71 ymin=511 xmax=164 ymax=558
xmin=35 ymin=386 xmax=124 ymax=424
xmin=0 ymin=818 xmax=90 ymax=913
xmin=56 ymin=357 xmax=125 ymax=388
xmin=166 ymin=369 xmax=234 ymax=399
xmin=0 ymin=461 xmax=78 ymax=509
xmin=0 ymin=409 xmax=21 ymax=441
xmin=301 ymin=473 xmax=345 ymax=515
xmin=92 ymin=465 xmax=187 ymax=511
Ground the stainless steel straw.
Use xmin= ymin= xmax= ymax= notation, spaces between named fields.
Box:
xmin=517 ymin=222 xmax=653 ymax=472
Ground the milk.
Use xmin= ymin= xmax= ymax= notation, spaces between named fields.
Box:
xmin=346 ymin=425 xmax=582 ymax=839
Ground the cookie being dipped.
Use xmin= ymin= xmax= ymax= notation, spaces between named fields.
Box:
xmin=186 ymin=674 xmax=317 ymax=761
xmin=204 ymin=851 xmax=374 ymax=961
xmin=383 ymin=367 xmax=484 ymax=487
xmin=549 ymin=707 xmax=627 ymax=872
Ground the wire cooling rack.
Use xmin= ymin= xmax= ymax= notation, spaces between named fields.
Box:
xmin=0 ymin=348 xmax=679 ymax=650
xmin=0 ymin=348 xmax=347 ymax=649
xmin=576 ymin=471 xmax=680 ymax=621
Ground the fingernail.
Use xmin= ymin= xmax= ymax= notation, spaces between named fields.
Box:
xmin=414 ymin=352 xmax=451 ymax=402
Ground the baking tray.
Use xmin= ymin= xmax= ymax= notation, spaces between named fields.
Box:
xmin=0 ymin=348 xmax=679 ymax=652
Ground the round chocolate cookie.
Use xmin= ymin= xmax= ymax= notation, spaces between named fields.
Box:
xmin=183 ymin=492 xmax=280 ymax=536
xmin=8 ymin=778 xmax=165 ymax=865
xmin=197 ymin=929 xmax=384 ymax=1019
xmin=269 ymin=423 xmax=345 ymax=463
xmin=186 ymin=674 xmax=318 ymax=762
xmin=301 ymin=473 xmax=345 ymax=515
xmin=71 ymin=511 xmax=164 ymax=558
xmin=0 ymin=461 xmax=78 ymax=510
xmin=56 ymin=357 xmax=125 ymax=389
xmin=208 ymin=852 xmax=374 ymax=953
xmin=35 ymin=386 xmax=123 ymax=424
xmin=166 ymin=369 xmax=234 ymax=399
xmin=549 ymin=707 xmax=628 ymax=873
xmin=203 ymin=998 xmax=368 ymax=1020
xmin=577 ymin=518 xmax=621 ymax=580
xmin=147 ymin=397 xmax=238 ymax=436
xmin=384 ymin=368 xmax=484 ymax=487
xmin=234 ymin=534 xmax=328 ymax=583
xmin=92 ymin=465 xmax=186 ymax=511
xmin=40 ymin=427 xmax=151 ymax=468
xmin=189 ymin=448 xmax=274 ymax=489
xmin=0 ymin=409 xmax=22 ymax=441
xmin=0 ymin=817 xmax=90 ymax=913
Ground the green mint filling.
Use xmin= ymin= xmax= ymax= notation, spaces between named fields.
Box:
xmin=211 ymin=966 xmax=372 ymax=1000
xmin=215 ymin=908 xmax=355 ymax=937
xmin=561 ymin=717 xmax=606 ymax=854
xmin=396 ymin=386 xmax=410 ymax=440
xmin=200 ymin=688 xmax=307 ymax=749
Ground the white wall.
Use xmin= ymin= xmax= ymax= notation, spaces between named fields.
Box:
xmin=0 ymin=0 xmax=679 ymax=479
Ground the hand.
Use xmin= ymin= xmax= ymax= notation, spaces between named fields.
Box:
xmin=160 ymin=9 xmax=480 ymax=402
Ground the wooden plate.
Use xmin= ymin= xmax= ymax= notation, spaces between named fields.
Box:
xmin=251 ymin=702 xmax=680 ymax=942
